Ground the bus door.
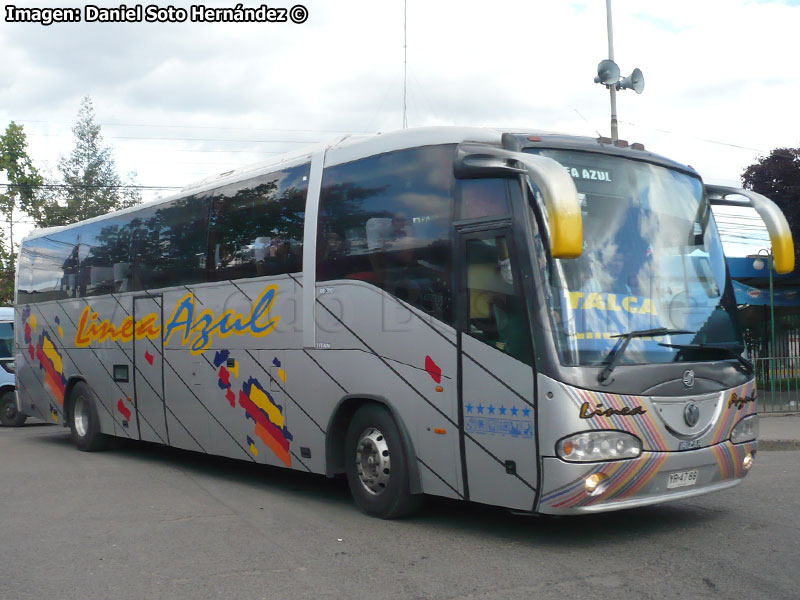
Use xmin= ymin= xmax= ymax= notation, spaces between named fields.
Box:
xmin=456 ymin=226 xmax=539 ymax=511
xmin=132 ymin=295 xmax=169 ymax=445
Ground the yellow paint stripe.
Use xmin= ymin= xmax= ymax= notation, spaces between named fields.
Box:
xmin=249 ymin=385 xmax=284 ymax=428
xmin=42 ymin=337 xmax=63 ymax=374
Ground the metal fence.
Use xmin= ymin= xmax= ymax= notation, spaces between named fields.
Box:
xmin=747 ymin=329 xmax=800 ymax=413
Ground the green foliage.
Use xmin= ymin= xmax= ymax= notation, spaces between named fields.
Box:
xmin=742 ymin=147 xmax=800 ymax=257
xmin=0 ymin=228 xmax=13 ymax=304
xmin=27 ymin=96 xmax=141 ymax=228
xmin=0 ymin=121 xmax=43 ymax=282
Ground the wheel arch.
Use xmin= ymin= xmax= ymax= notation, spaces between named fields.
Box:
xmin=325 ymin=394 xmax=422 ymax=494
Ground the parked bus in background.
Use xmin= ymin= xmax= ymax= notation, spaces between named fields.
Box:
xmin=1 ymin=306 xmax=26 ymax=427
xmin=14 ymin=127 xmax=793 ymax=517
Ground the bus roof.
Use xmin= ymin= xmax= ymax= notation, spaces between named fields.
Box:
xmin=20 ymin=126 xmax=696 ymax=243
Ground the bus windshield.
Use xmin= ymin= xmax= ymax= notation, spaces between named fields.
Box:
xmin=526 ymin=148 xmax=741 ymax=367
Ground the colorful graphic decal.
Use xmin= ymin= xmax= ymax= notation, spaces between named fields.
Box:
xmin=712 ymin=441 xmax=756 ymax=480
xmin=214 ymin=350 xmax=236 ymax=407
xmin=540 ymin=452 xmax=670 ymax=510
xmin=49 ymin=403 xmax=59 ymax=423
xmin=560 ymin=384 xmax=669 ymax=451
xmin=144 ymin=350 xmax=154 ymax=366
xmin=22 ymin=308 xmax=67 ymax=407
xmin=711 ymin=380 xmax=757 ymax=445
xmin=209 ymin=350 xmax=293 ymax=466
xmin=240 ymin=376 xmax=293 ymax=467
xmin=465 ymin=403 xmax=532 ymax=438
xmin=272 ymin=357 xmax=286 ymax=383
xmin=22 ymin=306 xmax=34 ymax=360
xmin=74 ymin=284 xmax=280 ymax=355
xmin=424 ymin=355 xmax=442 ymax=383
xmin=36 ymin=330 xmax=67 ymax=406
xmin=117 ymin=398 xmax=132 ymax=423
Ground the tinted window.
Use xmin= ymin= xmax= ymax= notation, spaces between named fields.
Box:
xmin=120 ymin=195 xmax=212 ymax=292
xmin=0 ymin=322 xmax=13 ymax=358
xmin=17 ymin=228 xmax=79 ymax=303
xmin=81 ymin=215 xmax=135 ymax=296
xmin=208 ymin=163 xmax=309 ymax=281
xmin=465 ymin=236 xmax=532 ymax=365
xmin=317 ymin=145 xmax=455 ymax=324
xmin=458 ymin=178 xmax=511 ymax=220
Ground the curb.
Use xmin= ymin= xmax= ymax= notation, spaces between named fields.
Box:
xmin=758 ymin=440 xmax=800 ymax=451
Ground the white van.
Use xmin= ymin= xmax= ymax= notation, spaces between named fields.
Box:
xmin=0 ymin=306 xmax=25 ymax=427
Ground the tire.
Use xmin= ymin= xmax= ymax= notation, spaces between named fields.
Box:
xmin=344 ymin=404 xmax=422 ymax=519
xmin=68 ymin=381 xmax=108 ymax=452
xmin=0 ymin=390 xmax=27 ymax=427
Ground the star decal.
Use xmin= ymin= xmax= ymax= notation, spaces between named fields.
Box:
xmin=522 ymin=407 xmax=531 ymax=417
xmin=510 ymin=405 xmax=518 ymax=416
xmin=466 ymin=403 xmax=473 ymax=413
xmin=488 ymin=404 xmax=495 ymax=415
xmin=499 ymin=405 xmax=507 ymax=415
xmin=477 ymin=403 xmax=484 ymax=414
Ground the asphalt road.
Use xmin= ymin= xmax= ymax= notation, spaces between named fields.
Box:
xmin=2 ymin=422 xmax=799 ymax=600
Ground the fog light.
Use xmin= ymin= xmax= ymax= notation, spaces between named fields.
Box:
xmin=743 ymin=453 xmax=754 ymax=471
xmin=585 ymin=472 xmax=609 ymax=495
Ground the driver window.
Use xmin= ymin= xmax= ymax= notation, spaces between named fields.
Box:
xmin=465 ymin=236 xmax=532 ymax=365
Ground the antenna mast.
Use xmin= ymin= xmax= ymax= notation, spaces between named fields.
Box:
xmin=403 ymin=0 xmax=408 ymax=129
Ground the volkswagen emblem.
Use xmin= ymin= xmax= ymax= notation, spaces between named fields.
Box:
xmin=682 ymin=369 xmax=695 ymax=388
xmin=684 ymin=401 xmax=701 ymax=428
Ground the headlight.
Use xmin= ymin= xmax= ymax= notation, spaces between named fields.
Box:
xmin=557 ymin=431 xmax=642 ymax=462
xmin=730 ymin=415 xmax=759 ymax=444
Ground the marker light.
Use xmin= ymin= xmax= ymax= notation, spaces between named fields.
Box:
xmin=585 ymin=472 xmax=609 ymax=495
xmin=743 ymin=452 xmax=754 ymax=471
xmin=730 ymin=415 xmax=759 ymax=444
xmin=557 ymin=431 xmax=642 ymax=462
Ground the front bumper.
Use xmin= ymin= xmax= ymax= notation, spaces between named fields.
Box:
xmin=538 ymin=440 xmax=756 ymax=515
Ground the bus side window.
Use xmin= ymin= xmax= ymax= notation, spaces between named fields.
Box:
xmin=208 ymin=163 xmax=309 ymax=282
xmin=465 ymin=236 xmax=532 ymax=365
xmin=316 ymin=145 xmax=455 ymax=325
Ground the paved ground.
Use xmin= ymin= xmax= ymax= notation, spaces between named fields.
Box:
xmin=2 ymin=422 xmax=800 ymax=600
xmin=759 ymin=413 xmax=800 ymax=450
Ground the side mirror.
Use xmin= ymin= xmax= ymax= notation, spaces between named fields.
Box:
xmin=454 ymin=144 xmax=583 ymax=259
xmin=706 ymin=185 xmax=795 ymax=274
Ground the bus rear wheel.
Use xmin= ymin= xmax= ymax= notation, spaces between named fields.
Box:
xmin=0 ymin=390 xmax=26 ymax=427
xmin=344 ymin=404 xmax=421 ymax=519
xmin=69 ymin=382 xmax=108 ymax=452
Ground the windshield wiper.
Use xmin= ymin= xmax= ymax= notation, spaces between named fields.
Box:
xmin=658 ymin=342 xmax=753 ymax=371
xmin=598 ymin=328 xmax=694 ymax=384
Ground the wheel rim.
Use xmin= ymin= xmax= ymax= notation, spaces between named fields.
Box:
xmin=74 ymin=395 xmax=89 ymax=438
xmin=2 ymin=397 xmax=16 ymax=421
xmin=355 ymin=427 xmax=391 ymax=496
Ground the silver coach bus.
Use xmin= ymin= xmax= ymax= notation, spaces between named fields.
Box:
xmin=14 ymin=127 xmax=793 ymax=517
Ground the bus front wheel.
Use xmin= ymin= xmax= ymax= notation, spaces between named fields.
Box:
xmin=68 ymin=382 xmax=108 ymax=452
xmin=0 ymin=390 xmax=27 ymax=427
xmin=344 ymin=404 xmax=421 ymax=519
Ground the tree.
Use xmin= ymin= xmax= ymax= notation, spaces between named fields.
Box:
xmin=26 ymin=96 xmax=140 ymax=228
xmin=0 ymin=228 xmax=13 ymax=304
xmin=0 ymin=121 xmax=43 ymax=285
xmin=741 ymin=147 xmax=800 ymax=256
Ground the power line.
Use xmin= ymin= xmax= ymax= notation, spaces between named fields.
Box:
xmin=0 ymin=183 xmax=180 ymax=190
xmin=26 ymin=132 xmax=323 ymax=144
xmin=12 ymin=118 xmax=370 ymax=134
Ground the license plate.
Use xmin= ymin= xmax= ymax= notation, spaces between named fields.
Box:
xmin=667 ymin=469 xmax=699 ymax=489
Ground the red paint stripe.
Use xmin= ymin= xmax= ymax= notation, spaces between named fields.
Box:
xmin=238 ymin=392 xmax=289 ymax=452
xmin=117 ymin=399 xmax=131 ymax=421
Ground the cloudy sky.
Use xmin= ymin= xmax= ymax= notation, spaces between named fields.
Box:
xmin=2 ymin=0 xmax=798 ymax=252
